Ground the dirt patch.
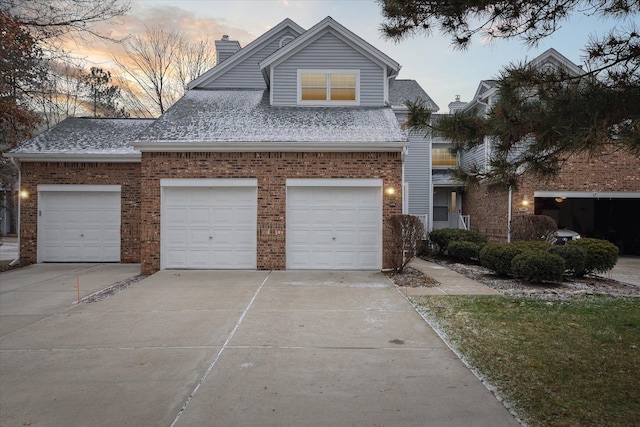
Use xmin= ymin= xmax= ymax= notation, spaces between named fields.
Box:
xmin=81 ymin=275 xmax=147 ymax=303
xmin=385 ymin=266 xmax=440 ymax=288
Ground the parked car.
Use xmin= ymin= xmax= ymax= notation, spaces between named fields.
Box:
xmin=554 ymin=228 xmax=581 ymax=245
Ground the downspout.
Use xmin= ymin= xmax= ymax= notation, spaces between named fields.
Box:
xmin=507 ymin=185 xmax=512 ymax=243
xmin=9 ymin=156 xmax=20 ymax=266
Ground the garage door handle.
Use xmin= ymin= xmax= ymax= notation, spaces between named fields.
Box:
xmin=209 ymin=236 xmax=213 ymax=240
xmin=332 ymin=237 xmax=336 ymax=240
xmin=80 ymin=234 xmax=84 ymax=237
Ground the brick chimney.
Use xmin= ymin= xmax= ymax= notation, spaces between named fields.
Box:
xmin=215 ymin=35 xmax=241 ymax=64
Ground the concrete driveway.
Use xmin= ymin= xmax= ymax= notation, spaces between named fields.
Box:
xmin=1 ymin=266 xmax=518 ymax=427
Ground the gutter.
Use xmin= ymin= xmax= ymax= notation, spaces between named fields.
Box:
xmin=9 ymin=157 xmax=20 ymax=266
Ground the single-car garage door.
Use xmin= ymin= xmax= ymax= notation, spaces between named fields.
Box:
xmin=287 ymin=179 xmax=382 ymax=270
xmin=161 ymin=179 xmax=257 ymax=269
xmin=38 ymin=185 xmax=121 ymax=262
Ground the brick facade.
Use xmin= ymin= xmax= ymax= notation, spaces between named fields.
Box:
xmin=140 ymin=151 xmax=403 ymax=275
xmin=19 ymin=162 xmax=141 ymax=265
xmin=463 ymin=148 xmax=640 ymax=241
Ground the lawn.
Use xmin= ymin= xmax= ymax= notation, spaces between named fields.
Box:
xmin=412 ymin=295 xmax=640 ymax=427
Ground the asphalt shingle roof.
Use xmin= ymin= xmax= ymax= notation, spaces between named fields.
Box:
xmin=389 ymin=80 xmax=439 ymax=111
xmin=11 ymin=117 xmax=153 ymax=155
xmin=133 ymin=89 xmax=406 ymax=144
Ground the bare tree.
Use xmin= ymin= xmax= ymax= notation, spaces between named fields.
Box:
xmin=112 ymin=26 xmax=217 ymax=116
xmin=1 ymin=0 xmax=130 ymax=42
xmin=175 ymin=38 xmax=217 ymax=92
xmin=112 ymin=26 xmax=182 ymax=116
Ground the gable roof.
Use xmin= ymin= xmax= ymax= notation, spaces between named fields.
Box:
xmin=389 ymin=80 xmax=439 ymax=111
xmin=259 ymin=16 xmax=401 ymax=81
xmin=131 ymin=89 xmax=406 ymax=151
xmin=187 ymin=18 xmax=305 ymax=90
xmin=7 ymin=117 xmax=153 ymax=162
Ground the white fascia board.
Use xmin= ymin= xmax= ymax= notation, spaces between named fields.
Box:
xmin=161 ymin=178 xmax=257 ymax=187
xmin=287 ymin=178 xmax=382 ymax=187
xmin=38 ymin=184 xmax=121 ymax=192
xmin=5 ymin=153 xmax=141 ymax=163
xmin=132 ymin=141 xmax=408 ymax=152
xmin=534 ymin=191 xmax=640 ymax=199
xmin=260 ymin=17 xmax=400 ymax=73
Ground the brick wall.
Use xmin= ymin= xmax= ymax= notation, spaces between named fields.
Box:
xmin=140 ymin=151 xmax=403 ymax=274
xmin=463 ymin=148 xmax=640 ymax=241
xmin=19 ymin=162 xmax=141 ymax=265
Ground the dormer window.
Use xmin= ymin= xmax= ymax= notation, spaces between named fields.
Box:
xmin=297 ymin=69 xmax=359 ymax=105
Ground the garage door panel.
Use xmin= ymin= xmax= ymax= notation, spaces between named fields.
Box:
xmin=39 ymin=191 xmax=121 ymax=262
xmin=162 ymin=186 xmax=257 ymax=269
xmin=287 ymin=185 xmax=381 ymax=270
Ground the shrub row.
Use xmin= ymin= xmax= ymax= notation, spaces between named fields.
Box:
xmin=428 ymin=228 xmax=487 ymax=257
xmin=478 ymin=238 xmax=619 ymax=282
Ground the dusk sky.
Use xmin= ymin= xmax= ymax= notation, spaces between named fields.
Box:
xmin=76 ymin=0 xmax=619 ymax=112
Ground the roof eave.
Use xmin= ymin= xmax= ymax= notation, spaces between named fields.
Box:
xmin=132 ymin=141 xmax=408 ymax=152
xmin=4 ymin=152 xmax=141 ymax=163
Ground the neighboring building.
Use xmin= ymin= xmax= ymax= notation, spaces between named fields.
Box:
xmin=7 ymin=17 xmax=427 ymax=274
xmin=457 ymin=49 xmax=640 ymax=254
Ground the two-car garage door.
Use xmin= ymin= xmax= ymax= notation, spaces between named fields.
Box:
xmin=160 ymin=178 xmax=382 ymax=270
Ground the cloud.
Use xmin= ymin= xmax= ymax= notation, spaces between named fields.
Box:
xmin=61 ymin=5 xmax=257 ymax=68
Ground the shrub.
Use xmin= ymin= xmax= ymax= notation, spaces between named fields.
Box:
xmin=548 ymin=245 xmax=587 ymax=277
xmin=384 ymin=215 xmax=425 ymax=273
xmin=510 ymin=240 xmax=552 ymax=253
xmin=511 ymin=251 xmax=565 ymax=283
xmin=428 ymin=228 xmax=487 ymax=255
xmin=447 ymin=241 xmax=481 ymax=263
xmin=479 ymin=243 xmax=523 ymax=276
xmin=567 ymin=238 xmax=619 ymax=275
xmin=511 ymin=214 xmax=558 ymax=242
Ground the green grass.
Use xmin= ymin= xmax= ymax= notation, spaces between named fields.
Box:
xmin=412 ymin=295 xmax=640 ymax=426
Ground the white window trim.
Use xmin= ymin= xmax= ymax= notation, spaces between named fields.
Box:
xmin=297 ymin=69 xmax=360 ymax=106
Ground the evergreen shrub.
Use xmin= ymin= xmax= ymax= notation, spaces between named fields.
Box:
xmin=447 ymin=241 xmax=481 ymax=263
xmin=511 ymin=251 xmax=565 ymax=283
xmin=567 ymin=238 xmax=619 ymax=275
xmin=548 ymin=245 xmax=587 ymax=277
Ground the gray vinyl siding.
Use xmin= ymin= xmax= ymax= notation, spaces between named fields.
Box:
xmin=460 ymin=140 xmax=489 ymax=172
xmin=404 ymin=128 xmax=432 ymax=217
xmin=200 ymin=29 xmax=299 ymax=89
xmin=271 ymin=30 xmax=386 ymax=106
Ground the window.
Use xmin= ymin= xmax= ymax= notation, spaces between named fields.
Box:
xmin=432 ymin=148 xmax=457 ymax=167
xmin=298 ymin=70 xmax=359 ymax=105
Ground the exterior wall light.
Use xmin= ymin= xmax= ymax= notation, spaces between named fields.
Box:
xmin=20 ymin=190 xmax=29 ymax=199
xmin=521 ymin=194 xmax=530 ymax=206
xmin=385 ymin=187 xmax=395 ymax=196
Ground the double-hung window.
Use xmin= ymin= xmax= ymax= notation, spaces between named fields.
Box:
xmin=298 ymin=70 xmax=359 ymax=105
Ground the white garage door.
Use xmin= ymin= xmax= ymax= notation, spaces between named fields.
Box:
xmin=162 ymin=180 xmax=257 ymax=269
xmin=287 ymin=181 xmax=382 ymax=269
xmin=38 ymin=186 xmax=121 ymax=262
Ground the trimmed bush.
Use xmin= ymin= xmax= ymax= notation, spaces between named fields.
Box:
xmin=511 ymin=214 xmax=558 ymax=242
xmin=567 ymin=238 xmax=619 ymax=275
xmin=447 ymin=241 xmax=481 ymax=263
xmin=510 ymin=240 xmax=552 ymax=253
xmin=428 ymin=228 xmax=487 ymax=255
xmin=479 ymin=243 xmax=523 ymax=276
xmin=548 ymin=245 xmax=587 ymax=277
xmin=511 ymin=251 xmax=565 ymax=283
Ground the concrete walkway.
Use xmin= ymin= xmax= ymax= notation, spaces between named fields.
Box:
xmin=1 ymin=266 xmax=519 ymax=427
xmin=406 ymin=258 xmax=500 ymax=296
